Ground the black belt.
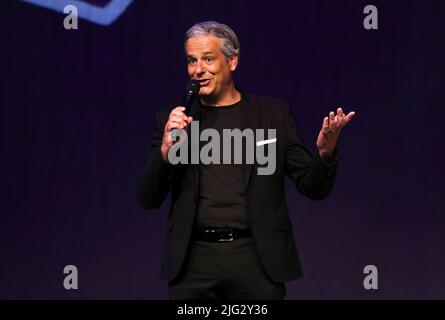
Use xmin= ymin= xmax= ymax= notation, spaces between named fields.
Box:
xmin=192 ymin=228 xmax=252 ymax=242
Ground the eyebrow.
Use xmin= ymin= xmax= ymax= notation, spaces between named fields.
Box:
xmin=187 ymin=51 xmax=215 ymax=58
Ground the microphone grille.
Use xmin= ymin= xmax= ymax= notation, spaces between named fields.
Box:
xmin=186 ymin=79 xmax=201 ymax=94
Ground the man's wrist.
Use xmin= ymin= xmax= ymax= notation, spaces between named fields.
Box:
xmin=161 ymin=145 xmax=170 ymax=164
xmin=319 ymin=150 xmax=336 ymax=167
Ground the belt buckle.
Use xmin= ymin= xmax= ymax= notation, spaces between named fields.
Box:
xmin=218 ymin=229 xmax=234 ymax=242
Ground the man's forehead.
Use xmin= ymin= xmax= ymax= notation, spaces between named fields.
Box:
xmin=185 ymin=35 xmax=222 ymax=55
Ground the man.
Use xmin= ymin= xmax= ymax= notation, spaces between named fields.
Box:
xmin=138 ymin=21 xmax=355 ymax=299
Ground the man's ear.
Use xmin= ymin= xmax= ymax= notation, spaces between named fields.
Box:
xmin=229 ymin=53 xmax=239 ymax=72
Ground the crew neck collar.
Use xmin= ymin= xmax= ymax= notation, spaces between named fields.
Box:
xmin=200 ymin=94 xmax=244 ymax=110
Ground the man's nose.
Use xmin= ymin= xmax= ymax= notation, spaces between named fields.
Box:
xmin=195 ymin=60 xmax=205 ymax=77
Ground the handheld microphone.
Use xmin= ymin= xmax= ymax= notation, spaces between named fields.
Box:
xmin=183 ymin=79 xmax=200 ymax=115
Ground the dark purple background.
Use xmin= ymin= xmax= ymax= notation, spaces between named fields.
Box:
xmin=1 ymin=0 xmax=444 ymax=299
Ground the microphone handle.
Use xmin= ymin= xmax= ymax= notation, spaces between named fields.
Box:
xmin=183 ymin=92 xmax=194 ymax=116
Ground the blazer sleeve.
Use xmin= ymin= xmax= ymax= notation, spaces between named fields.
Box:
xmin=284 ymin=103 xmax=338 ymax=200
xmin=137 ymin=109 xmax=175 ymax=209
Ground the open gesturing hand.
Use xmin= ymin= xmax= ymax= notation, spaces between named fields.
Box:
xmin=316 ymin=107 xmax=355 ymax=165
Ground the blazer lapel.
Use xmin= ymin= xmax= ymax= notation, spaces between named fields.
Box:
xmin=240 ymin=93 xmax=260 ymax=191
xmin=188 ymin=96 xmax=202 ymax=203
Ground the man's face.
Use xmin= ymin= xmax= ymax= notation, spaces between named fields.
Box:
xmin=185 ymin=35 xmax=238 ymax=99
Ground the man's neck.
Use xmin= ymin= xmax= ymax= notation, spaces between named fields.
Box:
xmin=200 ymin=86 xmax=241 ymax=107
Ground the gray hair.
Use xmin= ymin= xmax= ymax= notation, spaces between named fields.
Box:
xmin=185 ymin=21 xmax=240 ymax=61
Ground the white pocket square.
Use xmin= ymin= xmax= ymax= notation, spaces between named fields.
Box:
xmin=256 ymin=138 xmax=277 ymax=147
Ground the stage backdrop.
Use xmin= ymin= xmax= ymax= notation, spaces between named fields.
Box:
xmin=1 ymin=0 xmax=444 ymax=299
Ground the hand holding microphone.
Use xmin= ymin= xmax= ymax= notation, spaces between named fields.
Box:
xmin=161 ymin=80 xmax=200 ymax=163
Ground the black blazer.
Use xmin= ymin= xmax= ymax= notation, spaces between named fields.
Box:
xmin=138 ymin=93 xmax=337 ymax=282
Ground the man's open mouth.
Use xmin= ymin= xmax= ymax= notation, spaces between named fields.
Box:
xmin=197 ymin=79 xmax=212 ymax=86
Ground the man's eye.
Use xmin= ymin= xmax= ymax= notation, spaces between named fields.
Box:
xmin=205 ymin=57 xmax=214 ymax=63
xmin=188 ymin=59 xmax=196 ymax=65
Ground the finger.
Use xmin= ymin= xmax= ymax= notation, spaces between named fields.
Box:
xmin=187 ymin=116 xmax=193 ymax=124
xmin=170 ymin=115 xmax=186 ymax=123
xmin=165 ymin=118 xmax=181 ymax=131
xmin=166 ymin=124 xmax=177 ymax=132
xmin=172 ymin=106 xmax=186 ymax=112
xmin=337 ymin=107 xmax=345 ymax=118
xmin=171 ymin=119 xmax=187 ymax=127
xmin=170 ymin=111 xmax=188 ymax=121
xmin=334 ymin=115 xmax=340 ymax=131
xmin=170 ymin=116 xmax=187 ymax=125
xmin=167 ymin=126 xmax=185 ymax=134
xmin=329 ymin=111 xmax=335 ymax=131
xmin=344 ymin=111 xmax=356 ymax=124
xmin=337 ymin=107 xmax=345 ymax=125
xmin=170 ymin=106 xmax=187 ymax=116
xmin=167 ymin=121 xmax=186 ymax=131
xmin=322 ymin=116 xmax=329 ymax=134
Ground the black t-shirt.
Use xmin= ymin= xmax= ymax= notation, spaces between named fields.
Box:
xmin=196 ymin=97 xmax=249 ymax=229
